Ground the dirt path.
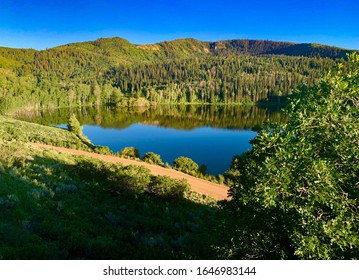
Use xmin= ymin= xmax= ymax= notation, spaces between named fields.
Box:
xmin=30 ymin=143 xmax=229 ymax=200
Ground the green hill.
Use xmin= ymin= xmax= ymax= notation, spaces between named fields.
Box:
xmin=0 ymin=36 xmax=356 ymax=113
xmin=0 ymin=37 xmax=355 ymax=73
xmin=0 ymin=36 xmax=354 ymax=75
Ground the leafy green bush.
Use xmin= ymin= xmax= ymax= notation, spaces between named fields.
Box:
xmin=225 ymin=53 xmax=359 ymax=259
xmin=117 ymin=147 xmax=140 ymax=159
xmin=117 ymin=165 xmax=151 ymax=194
xmin=142 ymin=152 xmax=164 ymax=166
xmin=173 ymin=156 xmax=199 ymax=176
xmin=93 ymin=145 xmax=112 ymax=155
xmin=148 ymin=175 xmax=189 ymax=198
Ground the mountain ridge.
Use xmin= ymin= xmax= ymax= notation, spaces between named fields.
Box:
xmin=0 ymin=36 xmax=356 ymax=61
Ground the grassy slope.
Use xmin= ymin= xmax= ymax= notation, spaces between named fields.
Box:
xmin=0 ymin=116 xmax=220 ymax=259
xmin=0 ymin=115 xmax=92 ymax=150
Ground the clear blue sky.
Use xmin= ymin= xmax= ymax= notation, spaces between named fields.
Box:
xmin=0 ymin=0 xmax=358 ymax=50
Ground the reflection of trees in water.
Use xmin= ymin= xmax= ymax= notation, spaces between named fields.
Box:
xmin=15 ymin=104 xmax=287 ymax=130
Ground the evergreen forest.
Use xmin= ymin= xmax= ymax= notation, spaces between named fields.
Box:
xmin=0 ymin=37 xmax=355 ymax=113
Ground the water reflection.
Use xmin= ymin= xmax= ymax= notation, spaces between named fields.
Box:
xmin=15 ymin=105 xmax=286 ymax=174
xmin=15 ymin=104 xmax=286 ymax=130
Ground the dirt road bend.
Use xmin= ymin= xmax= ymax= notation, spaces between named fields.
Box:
xmin=30 ymin=143 xmax=229 ymax=200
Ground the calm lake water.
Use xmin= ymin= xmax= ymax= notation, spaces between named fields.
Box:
xmin=17 ymin=105 xmax=285 ymax=174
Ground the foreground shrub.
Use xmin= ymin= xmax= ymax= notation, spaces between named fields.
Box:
xmin=117 ymin=165 xmax=151 ymax=194
xmin=148 ymin=175 xmax=189 ymax=198
xmin=117 ymin=147 xmax=140 ymax=159
xmin=224 ymin=53 xmax=359 ymax=259
xmin=173 ymin=156 xmax=199 ymax=176
xmin=142 ymin=152 xmax=164 ymax=166
xmin=93 ymin=145 xmax=112 ymax=155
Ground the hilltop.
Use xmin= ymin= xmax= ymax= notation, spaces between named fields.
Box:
xmin=0 ymin=37 xmax=355 ymax=72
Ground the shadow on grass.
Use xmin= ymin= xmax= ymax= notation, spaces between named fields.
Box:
xmin=0 ymin=153 xmax=225 ymax=260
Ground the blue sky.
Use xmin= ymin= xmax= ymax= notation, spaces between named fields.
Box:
xmin=0 ymin=0 xmax=358 ymax=50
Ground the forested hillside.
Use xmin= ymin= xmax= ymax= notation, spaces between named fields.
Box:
xmin=0 ymin=37 xmax=356 ymax=113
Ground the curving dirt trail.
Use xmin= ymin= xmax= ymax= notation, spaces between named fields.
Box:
xmin=30 ymin=143 xmax=229 ymax=200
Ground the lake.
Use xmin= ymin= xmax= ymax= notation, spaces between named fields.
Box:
xmin=16 ymin=104 xmax=285 ymax=174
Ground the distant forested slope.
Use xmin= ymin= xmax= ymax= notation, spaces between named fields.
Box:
xmin=0 ymin=37 xmax=356 ymax=112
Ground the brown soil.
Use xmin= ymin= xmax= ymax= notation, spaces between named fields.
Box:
xmin=30 ymin=143 xmax=229 ymax=200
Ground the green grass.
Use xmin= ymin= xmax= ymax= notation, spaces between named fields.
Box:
xmin=0 ymin=116 xmax=221 ymax=259
xmin=0 ymin=115 xmax=92 ymax=150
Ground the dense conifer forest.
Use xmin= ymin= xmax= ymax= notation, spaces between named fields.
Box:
xmin=0 ymin=37 xmax=355 ymax=113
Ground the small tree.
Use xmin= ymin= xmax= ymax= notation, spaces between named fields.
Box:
xmin=67 ymin=114 xmax=83 ymax=138
xmin=92 ymin=81 xmax=101 ymax=106
xmin=67 ymin=114 xmax=93 ymax=147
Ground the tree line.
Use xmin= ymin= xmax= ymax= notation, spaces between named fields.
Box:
xmin=107 ymin=55 xmax=336 ymax=104
xmin=1 ymin=50 xmax=339 ymax=113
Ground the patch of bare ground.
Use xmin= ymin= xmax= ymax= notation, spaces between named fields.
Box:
xmin=30 ymin=143 xmax=229 ymax=200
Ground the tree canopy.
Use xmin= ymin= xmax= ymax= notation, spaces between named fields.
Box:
xmin=223 ymin=53 xmax=359 ymax=259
